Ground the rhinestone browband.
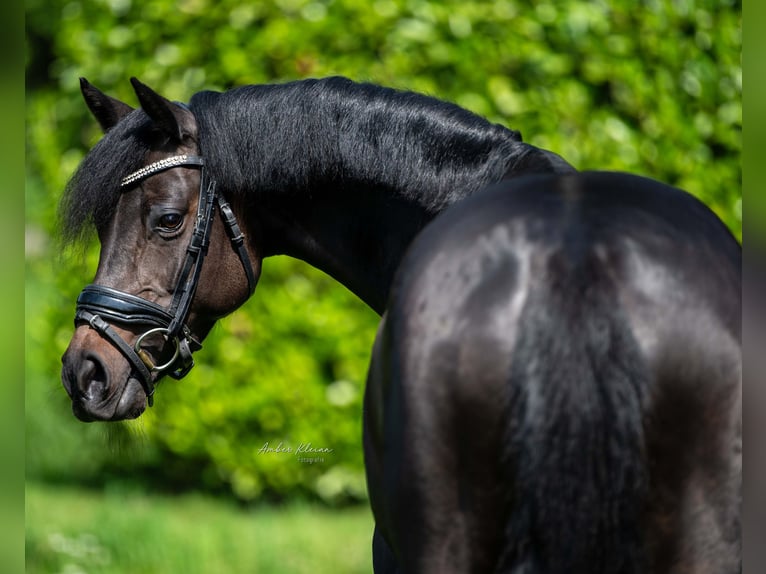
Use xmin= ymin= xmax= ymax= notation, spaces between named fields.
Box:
xmin=121 ymin=154 xmax=204 ymax=188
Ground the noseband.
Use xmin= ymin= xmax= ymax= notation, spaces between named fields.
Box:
xmin=74 ymin=154 xmax=256 ymax=406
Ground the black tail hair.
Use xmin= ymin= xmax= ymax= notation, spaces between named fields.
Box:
xmin=497 ymin=248 xmax=649 ymax=574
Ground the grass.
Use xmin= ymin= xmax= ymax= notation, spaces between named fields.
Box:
xmin=26 ymin=482 xmax=375 ymax=574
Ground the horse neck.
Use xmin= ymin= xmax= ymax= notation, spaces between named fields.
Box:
xmin=193 ymin=79 xmax=574 ymax=314
xmin=254 ymin=184 xmax=444 ymax=314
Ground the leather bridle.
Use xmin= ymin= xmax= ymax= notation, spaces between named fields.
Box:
xmin=74 ymin=154 xmax=256 ymax=406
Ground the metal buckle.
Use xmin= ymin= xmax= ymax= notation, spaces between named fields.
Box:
xmin=168 ymin=338 xmax=195 ymax=380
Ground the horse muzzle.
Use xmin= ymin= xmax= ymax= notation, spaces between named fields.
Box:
xmin=73 ymin=284 xmax=201 ymax=407
xmin=61 ymin=330 xmax=150 ymax=422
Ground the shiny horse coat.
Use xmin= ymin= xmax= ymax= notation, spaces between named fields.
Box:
xmin=365 ymin=173 xmax=740 ymax=573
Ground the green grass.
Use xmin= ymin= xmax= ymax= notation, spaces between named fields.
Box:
xmin=26 ymin=482 xmax=375 ymax=574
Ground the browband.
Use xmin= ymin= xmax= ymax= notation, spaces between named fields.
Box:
xmin=121 ymin=154 xmax=204 ymax=188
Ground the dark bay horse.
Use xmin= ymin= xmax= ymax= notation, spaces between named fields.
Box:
xmin=60 ymin=77 xmax=741 ymax=573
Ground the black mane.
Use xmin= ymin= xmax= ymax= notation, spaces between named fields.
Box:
xmin=62 ymin=76 xmax=528 ymax=244
xmin=189 ymin=77 xmax=524 ymax=210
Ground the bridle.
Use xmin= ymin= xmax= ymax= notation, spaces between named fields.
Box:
xmin=74 ymin=153 xmax=256 ymax=406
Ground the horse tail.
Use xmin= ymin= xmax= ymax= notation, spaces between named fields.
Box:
xmin=496 ymin=248 xmax=649 ymax=574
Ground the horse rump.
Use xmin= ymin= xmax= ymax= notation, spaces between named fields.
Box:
xmin=364 ymin=172 xmax=741 ymax=574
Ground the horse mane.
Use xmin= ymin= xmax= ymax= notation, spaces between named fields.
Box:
xmin=61 ymin=76 xmax=524 ymax=245
xmin=189 ymin=77 xmax=524 ymax=210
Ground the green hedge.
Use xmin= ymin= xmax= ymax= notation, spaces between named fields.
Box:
xmin=26 ymin=0 xmax=741 ymax=504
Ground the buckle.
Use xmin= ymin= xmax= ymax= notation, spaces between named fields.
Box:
xmin=168 ymin=338 xmax=196 ymax=380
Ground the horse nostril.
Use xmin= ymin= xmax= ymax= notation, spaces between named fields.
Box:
xmin=77 ymin=354 xmax=109 ymax=401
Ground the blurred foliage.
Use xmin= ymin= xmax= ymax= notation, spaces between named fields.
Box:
xmin=26 ymin=0 xmax=741 ymax=504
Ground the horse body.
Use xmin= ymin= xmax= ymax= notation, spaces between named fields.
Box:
xmin=365 ymin=173 xmax=741 ymax=573
xmin=60 ymin=77 xmax=740 ymax=573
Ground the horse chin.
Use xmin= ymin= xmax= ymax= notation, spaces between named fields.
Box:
xmin=71 ymin=377 xmax=148 ymax=422
xmin=115 ymin=377 xmax=149 ymax=420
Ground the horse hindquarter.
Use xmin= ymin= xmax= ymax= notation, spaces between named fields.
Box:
xmin=363 ymin=173 xmax=741 ymax=574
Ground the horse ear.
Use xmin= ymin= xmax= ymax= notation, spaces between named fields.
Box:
xmin=80 ymin=78 xmax=134 ymax=132
xmin=130 ymin=77 xmax=186 ymax=143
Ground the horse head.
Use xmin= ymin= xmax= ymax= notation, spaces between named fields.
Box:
xmin=61 ymin=78 xmax=260 ymax=422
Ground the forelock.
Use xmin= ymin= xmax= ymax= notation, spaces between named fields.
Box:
xmin=59 ymin=109 xmax=154 ymax=245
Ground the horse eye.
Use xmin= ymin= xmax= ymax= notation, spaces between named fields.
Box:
xmin=158 ymin=213 xmax=183 ymax=230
